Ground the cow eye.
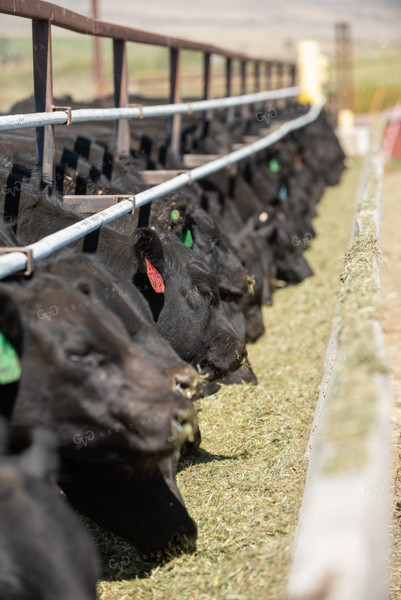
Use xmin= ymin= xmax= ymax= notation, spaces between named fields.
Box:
xmin=197 ymin=285 xmax=219 ymax=306
xmin=67 ymin=349 xmax=98 ymax=368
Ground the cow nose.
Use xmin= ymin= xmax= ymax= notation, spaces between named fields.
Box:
xmin=168 ymin=530 xmax=197 ymax=557
xmin=163 ymin=364 xmax=199 ymax=399
xmin=247 ymin=274 xmax=256 ymax=294
xmin=233 ymin=339 xmax=247 ymax=368
xmin=170 ymin=366 xmax=199 ymax=399
xmin=170 ymin=408 xmax=198 ymax=448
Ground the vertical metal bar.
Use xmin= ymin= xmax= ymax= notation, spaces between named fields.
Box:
xmin=254 ymin=61 xmax=260 ymax=92
xmin=225 ymin=57 xmax=234 ymax=122
xmin=253 ymin=61 xmax=260 ymax=117
xmin=91 ymin=0 xmax=104 ymax=98
xmin=203 ymin=51 xmax=213 ymax=122
xmin=241 ymin=60 xmax=248 ymax=119
xmin=290 ymin=64 xmax=297 ymax=87
xmin=226 ymin=57 xmax=232 ymax=97
xmin=113 ymin=38 xmax=130 ymax=157
xmin=271 ymin=62 xmax=277 ymax=89
xmin=240 ymin=60 xmax=247 ymax=95
xmin=276 ymin=62 xmax=283 ymax=89
xmin=203 ymin=52 xmax=212 ymax=100
xmin=169 ymin=47 xmax=182 ymax=156
xmin=265 ymin=62 xmax=272 ymax=90
xmin=32 ymin=19 xmax=54 ymax=186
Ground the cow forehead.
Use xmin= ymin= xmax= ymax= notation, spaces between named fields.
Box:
xmin=188 ymin=263 xmax=218 ymax=291
xmin=19 ymin=278 xmax=131 ymax=346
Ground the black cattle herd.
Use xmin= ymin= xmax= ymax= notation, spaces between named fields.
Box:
xmin=0 ymin=99 xmax=345 ymax=599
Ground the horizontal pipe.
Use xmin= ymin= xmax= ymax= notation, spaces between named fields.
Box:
xmin=0 ymin=87 xmax=299 ymax=132
xmin=0 ymin=98 xmax=324 ymax=279
xmin=0 ymin=111 xmax=69 ymax=131
xmin=0 ymin=200 xmax=134 ymax=279
xmin=134 ymin=98 xmax=325 ymax=207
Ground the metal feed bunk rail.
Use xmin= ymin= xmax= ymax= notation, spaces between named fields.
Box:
xmin=0 ymin=0 xmax=317 ymax=277
xmin=0 ymin=99 xmax=325 ymax=278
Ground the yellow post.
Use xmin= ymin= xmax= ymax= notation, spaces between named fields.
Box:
xmin=337 ymin=108 xmax=355 ymax=131
xmin=297 ymin=40 xmax=323 ymax=105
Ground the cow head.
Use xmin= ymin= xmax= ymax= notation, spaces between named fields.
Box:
xmin=132 ymin=228 xmax=246 ymax=380
xmin=295 ymin=113 xmax=346 ymax=186
xmin=0 ymin=275 xmax=197 ymax=462
xmin=257 ymin=213 xmax=314 ymax=285
xmin=42 ymin=252 xmax=199 ymax=401
xmin=153 ymin=194 xmax=250 ymax=300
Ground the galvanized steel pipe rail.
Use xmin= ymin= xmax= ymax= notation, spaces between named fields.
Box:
xmin=0 ymin=87 xmax=299 ymax=132
xmin=0 ymin=99 xmax=325 ymax=280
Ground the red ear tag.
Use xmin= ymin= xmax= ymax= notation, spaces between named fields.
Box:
xmin=144 ymin=257 xmax=165 ymax=293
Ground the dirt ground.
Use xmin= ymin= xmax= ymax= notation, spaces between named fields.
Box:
xmin=380 ymin=162 xmax=401 ymax=598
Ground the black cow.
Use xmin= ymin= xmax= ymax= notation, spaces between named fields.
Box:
xmin=132 ymin=227 xmax=246 ymax=381
xmin=150 ymin=192 xmax=251 ymax=301
xmin=61 ymin=454 xmax=197 ymax=562
xmin=0 ymin=420 xmax=99 ymax=600
xmin=7 ymin=190 xmax=246 ymax=382
xmin=198 ymin=165 xmax=314 ymax=287
xmin=0 ymin=271 xmax=198 ymax=559
xmin=41 ymin=251 xmax=199 ymax=398
xmin=292 ymin=112 xmax=346 ymax=186
xmin=0 ymin=274 xmax=195 ymax=460
xmin=0 ymin=220 xmax=199 ymax=399
xmin=254 ymin=211 xmax=314 ymax=285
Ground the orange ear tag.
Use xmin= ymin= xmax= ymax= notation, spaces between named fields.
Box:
xmin=144 ymin=257 xmax=165 ymax=293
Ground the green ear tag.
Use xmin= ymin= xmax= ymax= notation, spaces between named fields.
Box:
xmin=171 ymin=209 xmax=180 ymax=221
xmin=0 ymin=332 xmax=21 ymax=385
xmin=269 ymin=158 xmax=281 ymax=173
xmin=178 ymin=228 xmax=194 ymax=248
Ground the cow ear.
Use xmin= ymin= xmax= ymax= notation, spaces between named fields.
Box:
xmin=132 ymin=227 xmax=164 ymax=274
